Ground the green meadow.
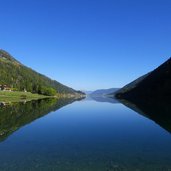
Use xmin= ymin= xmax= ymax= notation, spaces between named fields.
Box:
xmin=0 ymin=91 xmax=48 ymax=103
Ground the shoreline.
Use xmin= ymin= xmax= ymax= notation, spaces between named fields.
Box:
xmin=0 ymin=91 xmax=86 ymax=103
xmin=0 ymin=91 xmax=48 ymax=103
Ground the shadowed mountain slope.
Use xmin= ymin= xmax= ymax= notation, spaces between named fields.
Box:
xmin=115 ymin=58 xmax=171 ymax=100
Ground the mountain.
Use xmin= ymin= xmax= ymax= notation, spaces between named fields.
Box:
xmin=0 ymin=49 xmax=84 ymax=96
xmin=115 ymin=58 xmax=171 ymax=100
xmin=91 ymin=88 xmax=120 ymax=97
xmin=114 ymin=74 xmax=149 ymax=95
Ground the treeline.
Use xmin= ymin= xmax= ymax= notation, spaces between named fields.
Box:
xmin=0 ymin=50 xmax=80 ymax=96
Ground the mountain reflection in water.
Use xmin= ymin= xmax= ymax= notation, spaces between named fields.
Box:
xmin=0 ymin=96 xmax=171 ymax=170
xmin=0 ymin=98 xmax=83 ymax=142
xmin=118 ymin=98 xmax=171 ymax=134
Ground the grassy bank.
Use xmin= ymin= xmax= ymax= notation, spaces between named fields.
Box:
xmin=0 ymin=91 xmax=48 ymax=103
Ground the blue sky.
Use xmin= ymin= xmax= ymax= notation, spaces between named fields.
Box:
xmin=0 ymin=0 xmax=171 ymax=90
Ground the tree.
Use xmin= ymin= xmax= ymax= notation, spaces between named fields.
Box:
xmin=41 ymin=87 xmax=56 ymax=96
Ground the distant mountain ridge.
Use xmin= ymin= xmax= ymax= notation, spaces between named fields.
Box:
xmin=91 ymin=88 xmax=119 ymax=97
xmin=0 ymin=49 xmax=84 ymax=96
xmin=115 ymin=58 xmax=171 ymax=100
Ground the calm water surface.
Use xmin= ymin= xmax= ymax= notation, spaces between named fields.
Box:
xmin=0 ymin=98 xmax=171 ymax=171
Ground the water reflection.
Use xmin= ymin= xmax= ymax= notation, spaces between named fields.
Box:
xmin=1 ymin=96 xmax=171 ymax=170
xmin=118 ymin=98 xmax=171 ymax=134
xmin=0 ymin=98 xmax=83 ymax=142
xmin=88 ymin=95 xmax=119 ymax=104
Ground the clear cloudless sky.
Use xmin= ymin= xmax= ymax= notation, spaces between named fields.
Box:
xmin=0 ymin=0 xmax=171 ymax=90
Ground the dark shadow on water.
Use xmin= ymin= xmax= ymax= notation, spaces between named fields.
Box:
xmin=0 ymin=97 xmax=84 ymax=142
xmin=117 ymin=97 xmax=171 ymax=134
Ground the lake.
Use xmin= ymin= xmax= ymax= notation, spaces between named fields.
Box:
xmin=0 ymin=97 xmax=171 ymax=171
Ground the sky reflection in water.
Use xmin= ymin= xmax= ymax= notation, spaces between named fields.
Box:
xmin=0 ymin=98 xmax=171 ymax=171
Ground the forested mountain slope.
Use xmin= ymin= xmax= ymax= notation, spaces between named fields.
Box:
xmin=0 ymin=49 xmax=83 ymax=96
